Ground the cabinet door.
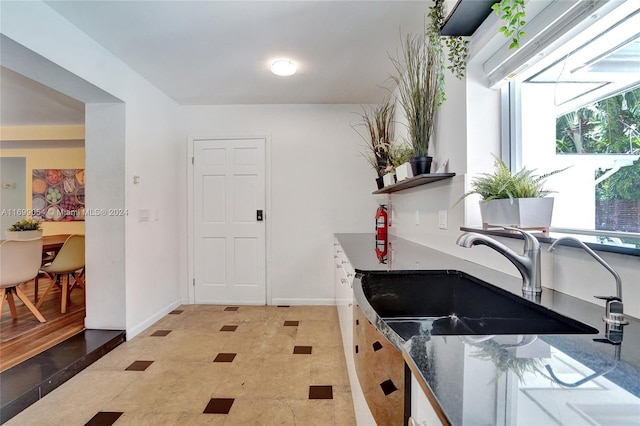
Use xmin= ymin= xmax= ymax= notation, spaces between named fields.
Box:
xmin=333 ymin=241 xmax=353 ymax=305
xmin=410 ymin=373 xmax=444 ymax=426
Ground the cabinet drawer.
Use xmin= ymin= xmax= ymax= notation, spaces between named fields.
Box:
xmin=334 ymin=240 xmax=355 ymax=283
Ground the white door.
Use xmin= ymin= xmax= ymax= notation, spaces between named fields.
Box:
xmin=193 ymin=138 xmax=266 ymax=304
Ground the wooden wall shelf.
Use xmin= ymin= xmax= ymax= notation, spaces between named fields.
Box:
xmin=373 ymin=173 xmax=456 ymax=194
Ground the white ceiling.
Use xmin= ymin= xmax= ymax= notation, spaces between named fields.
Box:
xmin=41 ymin=0 xmax=428 ymax=106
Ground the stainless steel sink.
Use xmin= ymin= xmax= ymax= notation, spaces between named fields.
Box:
xmin=359 ymin=270 xmax=599 ymax=339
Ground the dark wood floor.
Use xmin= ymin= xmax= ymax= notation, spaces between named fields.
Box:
xmin=0 ymin=276 xmax=85 ymax=372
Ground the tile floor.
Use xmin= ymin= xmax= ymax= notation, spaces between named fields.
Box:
xmin=6 ymin=305 xmax=357 ymax=426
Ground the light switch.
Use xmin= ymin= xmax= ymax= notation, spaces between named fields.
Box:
xmin=415 ymin=210 xmax=420 ymax=226
xmin=438 ymin=210 xmax=448 ymax=229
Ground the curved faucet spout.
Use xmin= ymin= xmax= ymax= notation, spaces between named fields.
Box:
xmin=548 ymin=236 xmax=628 ymax=327
xmin=548 ymin=236 xmax=622 ymax=300
xmin=456 ymin=229 xmax=541 ymax=294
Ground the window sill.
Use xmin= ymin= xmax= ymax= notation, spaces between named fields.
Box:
xmin=460 ymin=227 xmax=640 ymax=257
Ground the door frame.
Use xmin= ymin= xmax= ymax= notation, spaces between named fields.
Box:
xmin=187 ymin=135 xmax=272 ymax=305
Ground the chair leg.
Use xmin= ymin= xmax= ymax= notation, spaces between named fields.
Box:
xmin=6 ymin=289 xmax=18 ymax=319
xmin=14 ymin=286 xmax=46 ymax=323
xmin=74 ymin=270 xmax=85 ymax=290
xmin=61 ymin=273 xmax=69 ymax=314
xmin=33 ymin=272 xmax=53 ymax=304
xmin=35 ymin=275 xmax=58 ymax=310
xmin=0 ymin=288 xmax=5 ymax=318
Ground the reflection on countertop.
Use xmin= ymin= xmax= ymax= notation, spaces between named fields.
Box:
xmin=336 ymin=233 xmax=640 ymax=426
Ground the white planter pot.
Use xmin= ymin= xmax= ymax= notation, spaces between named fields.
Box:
xmin=395 ymin=162 xmax=413 ymax=181
xmin=383 ymin=172 xmax=396 ymax=187
xmin=5 ymin=229 xmax=43 ymax=240
xmin=479 ymin=198 xmax=554 ymax=229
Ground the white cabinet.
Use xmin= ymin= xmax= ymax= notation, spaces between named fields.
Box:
xmin=333 ymin=239 xmax=354 ymax=346
xmin=409 ymin=372 xmax=444 ymax=426
xmin=333 ymin=238 xmax=376 ymax=426
xmin=334 ymin=239 xmax=354 ymax=299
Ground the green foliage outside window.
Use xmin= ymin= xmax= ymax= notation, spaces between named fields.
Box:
xmin=556 ymin=86 xmax=640 ymax=201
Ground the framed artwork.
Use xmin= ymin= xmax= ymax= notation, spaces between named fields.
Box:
xmin=32 ymin=169 xmax=85 ymax=221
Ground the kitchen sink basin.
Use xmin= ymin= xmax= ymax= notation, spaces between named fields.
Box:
xmin=359 ymin=270 xmax=599 ymax=339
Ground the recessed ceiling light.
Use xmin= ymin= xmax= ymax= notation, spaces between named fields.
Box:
xmin=271 ymin=59 xmax=297 ymax=76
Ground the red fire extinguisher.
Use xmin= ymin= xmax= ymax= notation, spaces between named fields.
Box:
xmin=375 ymin=205 xmax=388 ymax=262
xmin=375 ymin=204 xmax=388 ymax=238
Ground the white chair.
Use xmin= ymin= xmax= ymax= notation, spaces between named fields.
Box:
xmin=0 ymin=237 xmax=46 ymax=323
xmin=36 ymin=234 xmax=85 ymax=314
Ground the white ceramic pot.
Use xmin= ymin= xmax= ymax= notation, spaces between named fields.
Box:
xmin=4 ymin=230 xmax=43 ymax=240
xmin=383 ymin=172 xmax=396 ymax=187
xmin=395 ymin=162 xmax=413 ymax=181
xmin=479 ymin=198 xmax=554 ymax=229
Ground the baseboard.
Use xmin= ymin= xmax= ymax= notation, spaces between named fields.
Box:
xmin=126 ymin=298 xmax=183 ymax=339
xmin=270 ymin=298 xmax=336 ymax=306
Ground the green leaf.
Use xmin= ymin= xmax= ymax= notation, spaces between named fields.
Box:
xmin=498 ymin=26 xmax=507 ymax=33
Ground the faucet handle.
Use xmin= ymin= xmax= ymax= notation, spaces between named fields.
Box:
xmin=594 ymin=296 xmax=629 ymax=326
xmin=502 ymin=226 xmax=540 ymax=252
xmin=594 ymin=295 xmax=621 ymax=302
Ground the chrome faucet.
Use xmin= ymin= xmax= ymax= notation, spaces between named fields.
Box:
xmin=549 ymin=236 xmax=629 ymax=328
xmin=456 ymin=228 xmax=541 ymax=295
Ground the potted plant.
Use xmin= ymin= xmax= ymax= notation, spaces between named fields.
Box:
xmin=390 ymin=144 xmax=414 ymax=182
xmin=6 ymin=218 xmax=43 ymax=240
xmin=390 ymin=33 xmax=442 ymax=176
xmin=353 ymin=97 xmax=396 ymax=189
xmin=460 ymin=155 xmax=568 ymax=230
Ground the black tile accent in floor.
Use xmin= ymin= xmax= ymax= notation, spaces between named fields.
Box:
xmin=84 ymin=411 xmax=123 ymax=426
xmin=283 ymin=320 xmax=299 ymax=326
xmin=220 ymin=325 xmax=237 ymax=332
xmin=293 ymin=346 xmax=312 ymax=354
xmin=213 ymin=353 xmax=237 ymax=363
xmin=380 ymin=379 xmax=398 ymax=396
xmin=0 ymin=329 xmax=125 ymax=424
xmin=355 ymin=345 xmax=359 ymax=354
xmin=224 ymin=307 xmax=239 ymax=311
xmin=150 ymin=329 xmax=172 ymax=336
xmin=203 ymin=398 xmax=235 ymax=414
xmin=169 ymin=310 xmax=183 ymax=315
xmin=125 ymin=360 xmax=154 ymax=371
xmin=277 ymin=305 xmax=290 ymax=308
xmin=372 ymin=341 xmax=383 ymax=351
xmin=308 ymin=385 xmax=333 ymax=400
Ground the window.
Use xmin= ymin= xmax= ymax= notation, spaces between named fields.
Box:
xmin=506 ymin=2 xmax=640 ymax=236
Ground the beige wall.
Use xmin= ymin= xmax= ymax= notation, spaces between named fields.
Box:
xmin=1 ymin=144 xmax=85 ymax=236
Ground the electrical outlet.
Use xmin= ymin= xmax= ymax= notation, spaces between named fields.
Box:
xmin=415 ymin=210 xmax=420 ymax=226
xmin=138 ymin=209 xmax=150 ymax=222
xmin=438 ymin=210 xmax=448 ymax=229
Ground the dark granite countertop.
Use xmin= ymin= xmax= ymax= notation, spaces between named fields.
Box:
xmin=335 ymin=233 xmax=640 ymax=426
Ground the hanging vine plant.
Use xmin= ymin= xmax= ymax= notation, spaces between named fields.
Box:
xmin=428 ymin=0 xmax=469 ymax=81
xmin=492 ymin=0 xmax=527 ymax=49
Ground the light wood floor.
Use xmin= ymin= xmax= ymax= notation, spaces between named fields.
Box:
xmin=0 ymin=276 xmax=85 ymax=372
